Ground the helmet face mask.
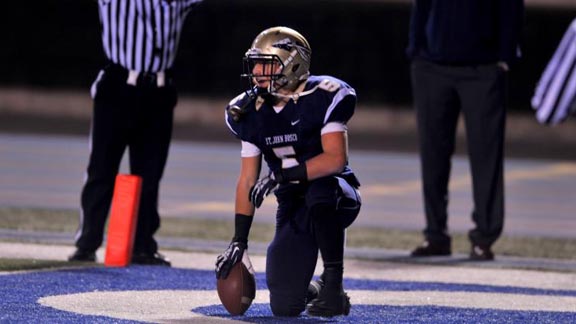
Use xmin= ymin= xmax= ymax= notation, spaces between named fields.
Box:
xmin=242 ymin=27 xmax=311 ymax=95
xmin=243 ymin=54 xmax=284 ymax=92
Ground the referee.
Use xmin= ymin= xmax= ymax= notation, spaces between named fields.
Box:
xmin=532 ymin=18 xmax=576 ymax=125
xmin=69 ymin=0 xmax=203 ymax=266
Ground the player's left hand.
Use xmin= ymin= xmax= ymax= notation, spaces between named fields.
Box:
xmin=249 ymin=173 xmax=278 ymax=208
xmin=215 ymin=241 xmax=247 ymax=279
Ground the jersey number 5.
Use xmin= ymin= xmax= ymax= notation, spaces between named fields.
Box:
xmin=272 ymin=146 xmax=299 ymax=169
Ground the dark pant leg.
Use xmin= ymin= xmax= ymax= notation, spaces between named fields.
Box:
xmin=267 ymin=195 xmax=318 ymax=317
xmin=458 ymin=64 xmax=506 ymax=246
xmin=307 ymin=176 xmax=362 ymax=294
xmin=306 ymin=178 xmax=345 ymax=265
xmin=411 ymin=60 xmax=460 ymax=245
xmin=129 ymin=85 xmax=177 ymax=254
xmin=76 ymin=77 xmax=131 ymax=251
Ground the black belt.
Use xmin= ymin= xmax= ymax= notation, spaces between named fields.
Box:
xmin=105 ymin=63 xmax=173 ymax=88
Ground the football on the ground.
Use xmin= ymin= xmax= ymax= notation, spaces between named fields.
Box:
xmin=217 ymin=262 xmax=256 ymax=315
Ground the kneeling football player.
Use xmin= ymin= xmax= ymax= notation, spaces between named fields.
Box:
xmin=215 ymin=26 xmax=361 ymax=317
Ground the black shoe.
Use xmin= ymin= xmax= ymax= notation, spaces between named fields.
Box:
xmin=410 ymin=241 xmax=451 ymax=257
xmin=470 ymin=244 xmax=494 ymax=261
xmin=68 ymin=249 xmax=96 ymax=262
xmin=307 ymin=287 xmax=351 ymax=317
xmin=131 ymin=252 xmax=171 ymax=266
xmin=306 ymin=277 xmax=325 ymax=304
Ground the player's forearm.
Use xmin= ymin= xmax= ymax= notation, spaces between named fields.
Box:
xmin=304 ymin=152 xmax=346 ymax=181
xmin=305 ymin=130 xmax=347 ymax=180
xmin=273 ymin=151 xmax=345 ymax=184
xmin=235 ymin=179 xmax=255 ymax=216
xmin=235 ymin=155 xmax=260 ymax=215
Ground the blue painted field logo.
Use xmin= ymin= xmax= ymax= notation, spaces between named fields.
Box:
xmin=1 ymin=266 xmax=574 ymax=323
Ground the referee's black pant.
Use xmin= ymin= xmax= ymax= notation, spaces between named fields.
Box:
xmin=411 ymin=59 xmax=506 ymax=247
xmin=75 ymin=64 xmax=177 ymax=255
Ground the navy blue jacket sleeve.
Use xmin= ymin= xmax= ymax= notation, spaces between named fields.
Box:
xmin=498 ymin=0 xmax=524 ymax=65
xmin=406 ymin=0 xmax=431 ymax=59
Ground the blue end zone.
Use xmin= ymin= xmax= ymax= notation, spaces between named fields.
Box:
xmin=0 ymin=266 xmax=574 ymax=323
xmin=197 ymin=304 xmax=576 ymax=324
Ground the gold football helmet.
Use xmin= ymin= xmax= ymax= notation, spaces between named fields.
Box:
xmin=243 ymin=26 xmax=312 ymax=94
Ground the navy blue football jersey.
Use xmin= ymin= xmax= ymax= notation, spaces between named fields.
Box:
xmin=225 ymin=75 xmax=357 ymax=176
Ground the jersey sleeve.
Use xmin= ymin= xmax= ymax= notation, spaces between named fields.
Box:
xmin=321 ymin=122 xmax=347 ymax=135
xmin=241 ymin=140 xmax=261 ymax=157
xmin=320 ymin=78 xmax=357 ymax=126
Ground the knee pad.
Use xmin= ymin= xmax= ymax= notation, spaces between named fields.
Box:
xmin=304 ymin=177 xmax=361 ymax=229
xmin=335 ymin=177 xmax=361 ymax=228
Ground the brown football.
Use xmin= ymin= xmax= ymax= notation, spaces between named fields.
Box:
xmin=217 ymin=262 xmax=256 ymax=315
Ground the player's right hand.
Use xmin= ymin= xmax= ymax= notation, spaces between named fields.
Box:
xmin=215 ymin=241 xmax=247 ymax=279
xmin=249 ymin=173 xmax=278 ymax=208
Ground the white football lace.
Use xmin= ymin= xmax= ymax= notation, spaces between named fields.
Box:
xmin=242 ymin=252 xmax=256 ymax=276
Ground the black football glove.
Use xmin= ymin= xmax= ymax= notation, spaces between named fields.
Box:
xmin=215 ymin=241 xmax=247 ymax=279
xmin=249 ymin=173 xmax=278 ymax=208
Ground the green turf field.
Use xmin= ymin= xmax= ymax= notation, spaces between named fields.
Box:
xmin=1 ymin=207 xmax=574 ymax=262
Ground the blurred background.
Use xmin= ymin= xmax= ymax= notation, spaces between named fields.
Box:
xmin=0 ymin=0 xmax=575 ymax=256
xmin=0 ymin=0 xmax=575 ymax=156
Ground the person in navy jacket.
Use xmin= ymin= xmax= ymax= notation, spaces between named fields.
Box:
xmin=407 ymin=0 xmax=524 ymax=260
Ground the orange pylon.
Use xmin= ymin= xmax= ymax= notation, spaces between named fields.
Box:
xmin=104 ymin=174 xmax=142 ymax=267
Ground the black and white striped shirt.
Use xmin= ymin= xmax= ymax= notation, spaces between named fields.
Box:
xmin=532 ymin=18 xmax=576 ymax=125
xmin=97 ymin=0 xmax=202 ymax=73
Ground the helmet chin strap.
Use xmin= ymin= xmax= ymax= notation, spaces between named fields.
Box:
xmin=269 ymin=78 xmax=317 ymax=104
xmin=271 ymin=85 xmax=319 ymax=104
